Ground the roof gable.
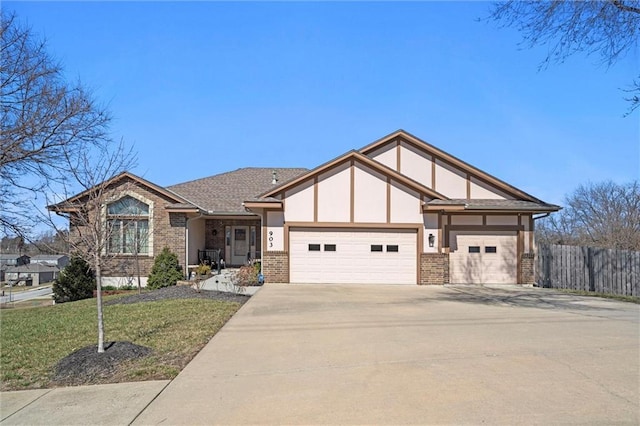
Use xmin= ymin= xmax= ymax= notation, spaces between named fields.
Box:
xmin=48 ymin=172 xmax=190 ymax=212
xmin=260 ymin=151 xmax=448 ymax=201
xmin=359 ymin=130 xmax=542 ymax=203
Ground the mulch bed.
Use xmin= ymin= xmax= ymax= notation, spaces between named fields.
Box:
xmin=53 ymin=286 xmax=250 ymax=386
xmin=52 ymin=341 xmax=152 ymax=386
xmin=104 ymin=285 xmax=250 ymax=306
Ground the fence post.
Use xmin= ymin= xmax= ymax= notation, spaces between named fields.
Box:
xmin=587 ymin=247 xmax=596 ymax=291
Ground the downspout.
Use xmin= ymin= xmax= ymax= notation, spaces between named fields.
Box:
xmin=185 ymin=212 xmax=204 ymax=279
xmin=529 ymin=212 xmax=552 ymax=285
xmin=244 ymin=204 xmax=265 ymax=281
xmin=531 ymin=213 xmax=551 ymax=250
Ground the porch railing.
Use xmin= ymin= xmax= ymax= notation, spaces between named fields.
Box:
xmin=197 ymin=249 xmax=221 ymax=267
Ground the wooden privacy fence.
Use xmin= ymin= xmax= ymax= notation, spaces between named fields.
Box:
xmin=536 ymin=244 xmax=639 ymax=296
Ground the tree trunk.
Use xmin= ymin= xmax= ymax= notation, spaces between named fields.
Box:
xmin=95 ymin=257 xmax=105 ymax=353
xmin=135 ymin=251 xmax=141 ymax=294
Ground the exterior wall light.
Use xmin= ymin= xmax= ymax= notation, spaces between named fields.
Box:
xmin=428 ymin=233 xmax=435 ymax=247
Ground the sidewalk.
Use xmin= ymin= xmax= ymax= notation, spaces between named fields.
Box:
xmin=0 ymin=381 xmax=169 ymax=425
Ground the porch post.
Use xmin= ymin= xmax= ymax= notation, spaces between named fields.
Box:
xmin=184 ymin=216 xmax=189 ymax=279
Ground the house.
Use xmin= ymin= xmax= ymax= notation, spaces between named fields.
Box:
xmin=49 ymin=168 xmax=307 ymax=287
xmin=0 ymin=254 xmax=30 ymax=282
xmin=50 ymin=130 xmax=558 ymax=286
xmin=30 ymin=254 xmax=70 ymax=270
xmin=5 ymin=263 xmax=59 ymax=286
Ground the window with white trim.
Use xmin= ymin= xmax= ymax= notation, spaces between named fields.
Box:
xmin=107 ymin=196 xmax=150 ymax=254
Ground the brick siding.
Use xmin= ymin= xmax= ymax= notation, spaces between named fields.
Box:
xmin=419 ymin=253 xmax=450 ymax=285
xmin=521 ymin=252 xmax=535 ymax=285
xmin=263 ymin=251 xmax=289 ymax=283
xmin=204 ymin=218 xmax=261 ymax=254
xmin=72 ymin=177 xmax=187 ymax=279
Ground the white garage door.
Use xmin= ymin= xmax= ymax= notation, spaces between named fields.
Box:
xmin=289 ymin=228 xmax=417 ymax=284
xmin=449 ymin=231 xmax=517 ymax=284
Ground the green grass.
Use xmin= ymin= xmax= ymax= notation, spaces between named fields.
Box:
xmin=552 ymin=288 xmax=640 ymax=304
xmin=0 ymin=295 xmax=242 ymax=390
xmin=0 ymin=283 xmax=51 ymax=294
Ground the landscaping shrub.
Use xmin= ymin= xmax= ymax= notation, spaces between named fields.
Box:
xmin=52 ymin=257 xmax=95 ymax=303
xmin=233 ymin=263 xmax=261 ymax=286
xmin=147 ymin=247 xmax=184 ymax=289
xmin=195 ymin=263 xmax=211 ymax=276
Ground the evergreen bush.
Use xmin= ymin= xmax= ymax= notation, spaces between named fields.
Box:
xmin=53 ymin=257 xmax=95 ymax=303
xmin=147 ymin=247 xmax=184 ymax=289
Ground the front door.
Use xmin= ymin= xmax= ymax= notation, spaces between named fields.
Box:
xmin=231 ymin=226 xmax=249 ymax=265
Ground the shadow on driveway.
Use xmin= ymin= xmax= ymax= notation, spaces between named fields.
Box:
xmin=439 ymin=285 xmax=632 ymax=314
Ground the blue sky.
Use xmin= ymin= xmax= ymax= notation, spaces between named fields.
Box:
xmin=6 ymin=1 xmax=639 ymax=206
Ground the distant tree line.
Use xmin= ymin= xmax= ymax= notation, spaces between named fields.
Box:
xmin=1 ymin=231 xmax=69 ymax=255
xmin=536 ymin=181 xmax=640 ymax=251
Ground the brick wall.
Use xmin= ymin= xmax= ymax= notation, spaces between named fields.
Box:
xmin=420 ymin=253 xmax=450 ymax=285
xmin=204 ymin=218 xmax=261 ymax=252
xmin=263 ymin=251 xmax=289 ymax=283
xmin=70 ymin=177 xmax=187 ymax=279
xmin=521 ymin=252 xmax=535 ymax=285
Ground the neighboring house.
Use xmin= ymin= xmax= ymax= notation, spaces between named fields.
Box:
xmin=5 ymin=263 xmax=58 ymax=286
xmin=30 ymin=254 xmax=70 ymax=271
xmin=0 ymin=254 xmax=30 ymax=282
xmin=50 ymin=130 xmax=559 ymax=286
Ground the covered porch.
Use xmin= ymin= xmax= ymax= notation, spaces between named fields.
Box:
xmin=186 ymin=215 xmax=261 ymax=272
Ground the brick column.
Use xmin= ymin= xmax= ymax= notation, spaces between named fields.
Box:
xmin=420 ymin=253 xmax=449 ymax=285
xmin=521 ymin=252 xmax=535 ymax=284
xmin=263 ymin=251 xmax=289 ymax=283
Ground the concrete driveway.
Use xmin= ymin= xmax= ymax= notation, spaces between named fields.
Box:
xmin=134 ymin=284 xmax=639 ymax=425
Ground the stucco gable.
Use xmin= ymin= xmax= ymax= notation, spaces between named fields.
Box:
xmin=260 ymin=150 xmax=447 ymax=201
xmin=359 ymin=130 xmax=542 ymax=203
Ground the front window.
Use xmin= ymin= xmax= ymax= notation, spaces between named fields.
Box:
xmin=107 ymin=196 xmax=150 ymax=254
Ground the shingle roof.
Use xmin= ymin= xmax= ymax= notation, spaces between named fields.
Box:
xmin=167 ymin=168 xmax=308 ymax=214
xmin=0 ymin=254 xmax=27 ymax=260
xmin=426 ymin=199 xmax=560 ymax=212
xmin=6 ymin=264 xmax=59 ymax=273
xmin=29 ymin=255 xmax=67 ymax=261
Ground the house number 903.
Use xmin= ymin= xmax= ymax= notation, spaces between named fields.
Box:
xmin=268 ymin=231 xmax=273 ymax=247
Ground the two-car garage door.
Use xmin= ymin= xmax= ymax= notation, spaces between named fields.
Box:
xmin=289 ymin=228 xmax=417 ymax=284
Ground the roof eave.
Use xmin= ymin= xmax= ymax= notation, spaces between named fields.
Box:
xmin=423 ymin=204 xmax=560 ymax=213
xmin=47 ymin=171 xmax=194 ymax=211
xmin=423 ymin=204 xmax=466 ymax=212
xmin=165 ymin=207 xmax=201 ymax=213
xmin=243 ymin=201 xmax=283 ymax=210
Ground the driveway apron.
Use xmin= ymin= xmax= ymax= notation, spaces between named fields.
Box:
xmin=133 ymin=284 xmax=640 ymax=425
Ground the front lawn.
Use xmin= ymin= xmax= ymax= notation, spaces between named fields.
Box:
xmin=0 ymin=293 xmax=243 ymax=390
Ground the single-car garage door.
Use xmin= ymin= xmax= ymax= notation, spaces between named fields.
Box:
xmin=449 ymin=231 xmax=517 ymax=284
xmin=289 ymin=228 xmax=417 ymax=284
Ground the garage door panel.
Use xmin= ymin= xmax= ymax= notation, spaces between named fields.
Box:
xmin=289 ymin=229 xmax=417 ymax=284
xmin=449 ymin=231 xmax=517 ymax=284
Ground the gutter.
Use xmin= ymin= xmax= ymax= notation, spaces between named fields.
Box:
xmin=532 ymin=212 xmax=552 ymax=221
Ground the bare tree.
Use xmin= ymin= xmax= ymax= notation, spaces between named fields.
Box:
xmin=489 ymin=1 xmax=640 ymax=114
xmin=128 ymin=206 xmax=149 ymax=294
xmin=536 ymin=181 xmax=640 ymax=250
xmin=31 ymin=229 xmax=69 ymax=254
xmin=47 ymin=141 xmax=136 ymax=353
xmin=1 ymin=12 xmax=111 ymax=239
